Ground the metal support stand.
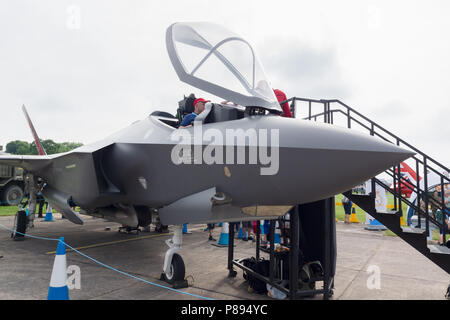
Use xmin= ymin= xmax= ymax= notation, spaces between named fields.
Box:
xmin=228 ymin=222 xmax=237 ymax=277
xmin=269 ymin=219 xmax=275 ymax=283
xmin=256 ymin=220 xmax=260 ymax=261
xmin=11 ymin=209 xmax=27 ymax=241
xmin=228 ymin=198 xmax=336 ymax=300
xmin=289 ymin=205 xmax=299 ymax=300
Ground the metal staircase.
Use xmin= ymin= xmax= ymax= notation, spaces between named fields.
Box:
xmin=288 ymin=97 xmax=450 ymax=275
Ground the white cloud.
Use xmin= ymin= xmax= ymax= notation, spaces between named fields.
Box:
xmin=0 ymin=0 xmax=448 ymax=169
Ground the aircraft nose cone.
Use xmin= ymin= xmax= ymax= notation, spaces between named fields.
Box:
xmin=252 ymin=117 xmax=415 ymax=204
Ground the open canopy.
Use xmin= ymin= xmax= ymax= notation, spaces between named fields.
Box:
xmin=166 ymin=22 xmax=281 ymax=112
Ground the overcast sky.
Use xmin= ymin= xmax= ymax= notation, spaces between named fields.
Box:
xmin=0 ymin=0 xmax=449 ymax=170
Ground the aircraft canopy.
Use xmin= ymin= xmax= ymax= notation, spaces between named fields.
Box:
xmin=166 ymin=22 xmax=281 ymax=112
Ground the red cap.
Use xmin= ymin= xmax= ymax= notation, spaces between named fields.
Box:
xmin=194 ymin=98 xmax=210 ymax=107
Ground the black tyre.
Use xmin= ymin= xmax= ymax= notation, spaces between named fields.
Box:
xmin=11 ymin=210 xmax=27 ymax=240
xmin=163 ymin=253 xmax=185 ymax=284
xmin=2 ymin=184 xmax=24 ymax=206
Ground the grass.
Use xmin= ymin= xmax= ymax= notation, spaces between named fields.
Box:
xmin=383 ymin=230 xmax=397 ymax=237
xmin=0 ymin=206 xmax=20 ymax=216
xmin=335 ymin=193 xmax=408 ymax=224
xmin=0 ymin=205 xmax=61 ymax=216
xmin=336 ymin=194 xmax=450 ymax=242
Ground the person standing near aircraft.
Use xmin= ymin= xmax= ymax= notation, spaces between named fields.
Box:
xmin=36 ymin=183 xmax=46 ymax=218
xmin=207 ymin=224 xmax=216 ymax=241
xmin=434 ymin=187 xmax=450 ymax=245
xmin=241 ymin=221 xmax=254 ymax=241
xmin=342 ymin=195 xmax=353 ymax=224
xmin=179 ymin=98 xmax=209 ymax=128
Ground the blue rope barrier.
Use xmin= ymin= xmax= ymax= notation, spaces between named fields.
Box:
xmin=0 ymin=222 xmax=214 ymax=300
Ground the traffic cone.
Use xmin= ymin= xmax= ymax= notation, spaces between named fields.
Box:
xmin=274 ymin=221 xmax=281 ymax=244
xmin=237 ymin=222 xmax=244 ymax=239
xmin=44 ymin=204 xmax=54 ymax=222
xmin=212 ymin=222 xmax=229 ymax=247
xmin=182 ymin=223 xmax=191 ymax=234
xmin=349 ymin=206 xmax=360 ymax=223
xmin=48 ymin=237 xmax=69 ymax=300
xmin=217 ymin=222 xmax=223 ymax=227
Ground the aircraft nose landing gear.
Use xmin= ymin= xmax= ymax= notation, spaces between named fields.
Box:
xmin=160 ymin=225 xmax=188 ymax=289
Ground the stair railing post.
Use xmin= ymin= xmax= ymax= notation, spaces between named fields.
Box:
xmin=440 ymin=175 xmax=447 ymax=242
xmin=397 ymin=139 xmax=402 ymax=214
xmin=416 ymin=159 xmax=421 ymax=228
xmin=347 ymin=109 xmax=351 ymax=129
xmin=393 ymin=165 xmax=398 ymax=210
xmin=291 ymin=98 xmax=296 ymax=118
xmin=308 ymin=101 xmax=312 ymax=120
xmin=424 ymin=157 xmax=429 ymax=235
xmin=329 ymin=102 xmax=332 ymax=124
xmin=370 ymin=123 xmax=376 ymax=198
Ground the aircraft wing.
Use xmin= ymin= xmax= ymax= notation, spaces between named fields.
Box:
xmin=0 ymin=154 xmax=52 ymax=172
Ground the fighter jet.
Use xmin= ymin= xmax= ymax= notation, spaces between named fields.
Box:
xmin=0 ymin=22 xmax=414 ymax=284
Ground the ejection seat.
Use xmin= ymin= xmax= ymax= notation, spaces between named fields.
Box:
xmin=150 ymin=93 xmax=197 ymax=128
xmin=176 ymin=93 xmax=196 ymax=125
xmin=173 ymin=94 xmax=246 ymax=127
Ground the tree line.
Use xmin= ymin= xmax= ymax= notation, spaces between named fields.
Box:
xmin=5 ymin=140 xmax=83 ymax=155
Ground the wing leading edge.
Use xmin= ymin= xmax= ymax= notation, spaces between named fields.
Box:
xmin=0 ymin=154 xmax=52 ymax=173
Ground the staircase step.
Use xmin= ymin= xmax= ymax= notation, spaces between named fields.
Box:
xmin=376 ymin=210 xmax=402 ymax=217
xmin=401 ymin=227 xmax=426 ymax=235
xmin=343 ymin=192 xmax=373 ymax=200
xmin=427 ymin=245 xmax=450 ymax=255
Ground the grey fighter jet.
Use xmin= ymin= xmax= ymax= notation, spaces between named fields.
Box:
xmin=0 ymin=22 xmax=413 ymax=284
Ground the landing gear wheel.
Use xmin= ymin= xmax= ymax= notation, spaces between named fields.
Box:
xmin=162 ymin=253 xmax=185 ymax=283
xmin=161 ymin=253 xmax=188 ymax=289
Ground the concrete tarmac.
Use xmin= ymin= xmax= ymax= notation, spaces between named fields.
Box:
xmin=0 ymin=214 xmax=448 ymax=300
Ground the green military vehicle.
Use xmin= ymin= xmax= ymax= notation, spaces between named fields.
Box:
xmin=0 ymin=150 xmax=24 ymax=206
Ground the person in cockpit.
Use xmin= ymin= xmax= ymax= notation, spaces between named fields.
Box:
xmin=179 ymin=98 xmax=210 ymax=128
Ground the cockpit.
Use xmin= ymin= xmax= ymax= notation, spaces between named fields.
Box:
xmin=151 ymin=94 xmax=246 ymax=129
xmin=152 ymin=22 xmax=282 ymax=128
xmin=151 ymin=22 xmax=282 ymax=128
